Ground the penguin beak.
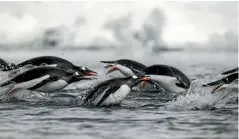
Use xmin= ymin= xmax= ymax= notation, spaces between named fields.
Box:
xmin=80 ymin=75 xmax=97 ymax=80
xmin=106 ymin=65 xmax=118 ymax=75
xmin=100 ymin=61 xmax=118 ymax=75
xmin=139 ymin=76 xmax=151 ymax=90
xmin=211 ymin=84 xmax=228 ymax=94
xmin=104 ymin=64 xmax=114 ymax=68
xmin=85 ymin=70 xmax=98 ymax=76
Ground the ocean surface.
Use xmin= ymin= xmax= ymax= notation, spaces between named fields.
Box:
xmin=0 ymin=49 xmax=237 ymax=139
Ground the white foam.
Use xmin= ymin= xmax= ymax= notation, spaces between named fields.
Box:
xmin=161 ymin=77 xmax=238 ymax=111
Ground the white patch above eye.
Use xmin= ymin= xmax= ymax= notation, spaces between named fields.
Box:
xmin=81 ymin=67 xmax=86 ymax=70
xmin=74 ymin=72 xmax=79 ymax=75
xmin=132 ymin=75 xmax=138 ymax=79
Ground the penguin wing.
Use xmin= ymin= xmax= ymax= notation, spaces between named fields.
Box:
xmin=175 ymin=82 xmax=188 ymax=89
xmin=84 ymin=81 xmax=110 ymax=102
xmin=96 ymin=85 xmax=120 ymax=106
xmin=28 ymin=76 xmax=60 ymax=90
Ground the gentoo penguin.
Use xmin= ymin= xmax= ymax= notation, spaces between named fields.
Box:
xmin=203 ymin=68 xmax=238 ymax=93
xmin=5 ymin=56 xmax=97 ymax=77
xmin=139 ymin=65 xmax=191 ymax=93
xmin=101 ymin=59 xmax=147 ymax=76
xmin=84 ymin=75 xmax=141 ymax=106
xmin=0 ymin=67 xmax=97 ymax=97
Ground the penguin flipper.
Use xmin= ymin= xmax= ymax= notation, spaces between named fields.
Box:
xmin=96 ymin=86 xmax=119 ymax=107
xmin=176 ymin=77 xmax=189 ymax=89
xmin=28 ymin=76 xmax=59 ymax=90
xmin=175 ymin=82 xmax=188 ymax=89
xmin=84 ymin=82 xmax=109 ymax=102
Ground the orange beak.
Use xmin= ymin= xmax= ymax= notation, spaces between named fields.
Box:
xmin=86 ymin=71 xmax=98 ymax=76
xmin=106 ymin=65 xmax=118 ymax=75
xmin=211 ymin=84 xmax=227 ymax=94
xmin=80 ymin=75 xmax=97 ymax=80
xmin=140 ymin=76 xmax=151 ymax=90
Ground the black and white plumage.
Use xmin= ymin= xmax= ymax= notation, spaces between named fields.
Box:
xmin=140 ymin=65 xmax=191 ymax=93
xmin=101 ymin=59 xmax=147 ymax=77
xmin=3 ymin=56 xmax=97 ymax=77
xmin=0 ymin=67 xmax=96 ymax=97
xmin=84 ymin=75 xmax=140 ymax=106
xmin=203 ymin=68 xmax=238 ymax=93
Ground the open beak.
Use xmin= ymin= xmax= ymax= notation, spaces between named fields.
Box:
xmin=80 ymin=75 xmax=97 ymax=80
xmin=86 ymin=70 xmax=98 ymax=76
xmin=104 ymin=64 xmax=115 ymax=68
xmin=139 ymin=76 xmax=151 ymax=91
xmin=106 ymin=65 xmax=118 ymax=75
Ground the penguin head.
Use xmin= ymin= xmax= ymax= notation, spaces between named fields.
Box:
xmin=124 ymin=75 xmax=141 ymax=88
xmin=75 ymin=66 xmax=98 ymax=76
xmin=140 ymin=75 xmax=187 ymax=93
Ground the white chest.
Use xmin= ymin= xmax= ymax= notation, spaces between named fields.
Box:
xmin=35 ymin=79 xmax=68 ymax=93
xmin=101 ymin=84 xmax=131 ymax=106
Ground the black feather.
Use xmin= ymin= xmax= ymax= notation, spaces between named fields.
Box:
xmin=28 ymin=76 xmax=59 ymax=90
xmin=96 ymin=85 xmax=120 ymax=106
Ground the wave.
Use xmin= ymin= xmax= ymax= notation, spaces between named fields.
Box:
xmin=161 ymin=76 xmax=238 ymax=111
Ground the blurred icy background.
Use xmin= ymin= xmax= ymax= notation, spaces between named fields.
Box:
xmin=0 ymin=1 xmax=237 ymax=51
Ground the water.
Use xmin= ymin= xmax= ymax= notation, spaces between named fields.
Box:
xmin=0 ymin=50 xmax=237 ymax=139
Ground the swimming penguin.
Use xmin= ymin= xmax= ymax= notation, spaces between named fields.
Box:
xmin=5 ymin=56 xmax=97 ymax=78
xmin=0 ymin=66 xmax=97 ymax=98
xmin=203 ymin=68 xmax=238 ymax=93
xmin=100 ymin=59 xmax=147 ymax=76
xmin=84 ymin=75 xmax=141 ymax=106
xmin=139 ymin=65 xmax=191 ymax=93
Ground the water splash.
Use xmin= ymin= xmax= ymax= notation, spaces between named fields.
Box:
xmin=162 ymin=75 xmax=238 ymax=111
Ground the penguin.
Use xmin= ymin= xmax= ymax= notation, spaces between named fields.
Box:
xmin=100 ymin=59 xmax=147 ymax=76
xmin=84 ymin=75 xmax=141 ymax=106
xmin=0 ymin=66 xmax=97 ymax=98
xmin=4 ymin=56 xmax=97 ymax=78
xmin=139 ymin=65 xmax=191 ymax=93
xmin=203 ymin=68 xmax=238 ymax=93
